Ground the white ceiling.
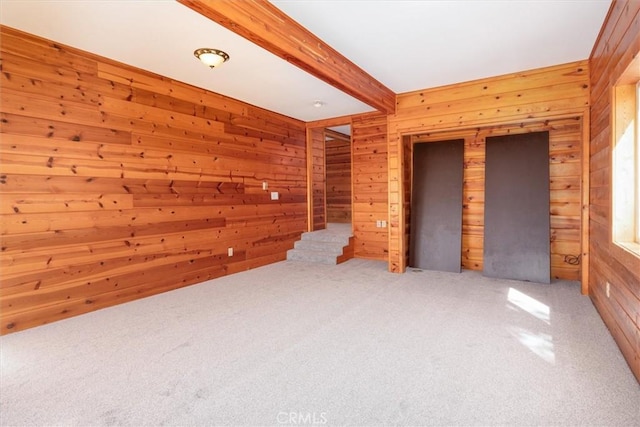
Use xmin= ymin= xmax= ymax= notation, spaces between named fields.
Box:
xmin=0 ymin=0 xmax=611 ymax=123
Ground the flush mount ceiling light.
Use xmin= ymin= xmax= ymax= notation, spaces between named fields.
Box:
xmin=313 ymin=100 xmax=325 ymax=108
xmin=194 ymin=48 xmax=229 ymax=68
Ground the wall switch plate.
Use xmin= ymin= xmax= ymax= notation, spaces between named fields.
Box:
xmin=270 ymin=192 xmax=279 ymax=200
xmin=262 ymin=181 xmax=268 ymax=190
xmin=606 ymin=282 xmax=610 ymax=298
xmin=381 ymin=220 xmax=387 ymax=228
xmin=376 ymin=220 xmax=382 ymax=228
xmin=228 ymin=247 xmax=233 ymax=257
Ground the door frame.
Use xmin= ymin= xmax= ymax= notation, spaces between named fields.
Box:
xmin=395 ymin=116 xmax=589 ymax=290
xmin=306 ymin=117 xmax=353 ymax=232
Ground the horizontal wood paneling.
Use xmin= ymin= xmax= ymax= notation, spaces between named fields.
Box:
xmin=393 ymin=61 xmax=588 ymax=135
xmin=588 ymin=0 xmax=640 ymax=382
xmin=0 ymin=26 xmax=307 ymax=334
xmin=307 ymin=128 xmax=325 ymax=231
xmin=352 ymin=113 xmax=388 ymax=260
xmin=389 ymin=60 xmax=590 ymax=274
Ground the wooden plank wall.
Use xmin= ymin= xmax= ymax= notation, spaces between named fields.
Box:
xmin=388 ymin=60 xmax=590 ymax=274
xmin=307 ymin=128 xmax=325 ymax=231
xmin=589 ymin=0 xmax=640 ymax=382
xmin=351 ymin=113 xmax=388 ymax=260
xmin=325 ymin=137 xmax=352 ymax=223
xmin=406 ymin=118 xmax=583 ymax=280
xmin=0 ymin=26 xmax=307 ymax=334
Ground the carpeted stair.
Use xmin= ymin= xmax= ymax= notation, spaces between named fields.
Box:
xmin=287 ymin=223 xmax=354 ymax=265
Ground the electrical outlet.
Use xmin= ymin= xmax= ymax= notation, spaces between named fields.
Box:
xmin=381 ymin=220 xmax=387 ymax=228
xmin=228 ymin=247 xmax=233 ymax=257
xmin=262 ymin=181 xmax=268 ymax=190
xmin=606 ymin=282 xmax=610 ymax=298
xmin=270 ymin=192 xmax=279 ymax=200
xmin=376 ymin=220 xmax=382 ymax=228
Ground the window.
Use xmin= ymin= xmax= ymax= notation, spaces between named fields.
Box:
xmin=612 ymin=63 xmax=640 ymax=256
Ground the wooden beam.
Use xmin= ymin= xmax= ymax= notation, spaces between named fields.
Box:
xmin=324 ymin=128 xmax=350 ymax=142
xmin=306 ymin=114 xmax=353 ymax=130
xmin=177 ymin=0 xmax=396 ymax=115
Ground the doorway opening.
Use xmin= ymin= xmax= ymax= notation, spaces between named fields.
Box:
xmin=325 ymin=126 xmax=352 ymax=225
xmin=483 ymin=131 xmax=551 ymax=283
xmin=409 ymin=139 xmax=465 ymax=273
xmin=306 ymin=123 xmax=352 ymax=232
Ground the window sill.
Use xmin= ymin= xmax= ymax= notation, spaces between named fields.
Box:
xmin=613 ymin=241 xmax=640 ymax=260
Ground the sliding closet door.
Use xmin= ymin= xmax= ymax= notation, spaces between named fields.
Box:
xmin=483 ymin=132 xmax=550 ymax=283
xmin=410 ymin=140 xmax=464 ymax=273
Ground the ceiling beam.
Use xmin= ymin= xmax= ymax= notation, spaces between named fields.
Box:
xmin=324 ymin=128 xmax=350 ymax=142
xmin=177 ymin=0 xmax=396 ymax=115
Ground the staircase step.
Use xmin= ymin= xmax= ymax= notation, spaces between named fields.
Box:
xmin=286 ymin=248 xmax=338 ymax=265
xmin=300 ymin=230 xmax=351 ymax=245
xmin=294 ymin=239 xmax=346 ymax=254
xmin=287 ymin=223 xmax=355 ymax=266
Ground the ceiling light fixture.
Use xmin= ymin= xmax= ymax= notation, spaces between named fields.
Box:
xmin=194 ymin=48 xmax=229 ymax=68
xmin=313 ymin=100 xmax=325 ymax=108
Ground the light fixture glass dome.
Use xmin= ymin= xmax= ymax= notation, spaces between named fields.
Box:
xmin=194 ymin=48 xmax=229 ymax=68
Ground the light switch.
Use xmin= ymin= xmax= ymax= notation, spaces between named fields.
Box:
xmin=270 ymin=192 xmax=279 ymax=200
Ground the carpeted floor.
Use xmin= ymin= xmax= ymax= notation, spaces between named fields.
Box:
xmin=1 ymin=259 xmax=639 ymax=426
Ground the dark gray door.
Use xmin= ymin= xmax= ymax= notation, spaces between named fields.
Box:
xmin=410 ymin=140 xmax=464 ymax=273
xmin=483 ymin=132 xmax=550 ymax=283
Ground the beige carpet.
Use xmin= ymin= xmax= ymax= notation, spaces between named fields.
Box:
xmin=1 ymin=258 xmax=639 ymax=426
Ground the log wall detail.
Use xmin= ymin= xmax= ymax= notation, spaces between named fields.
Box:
xmin=588 ymin=0 xmax=640 ymax=382
xmin=0 ymin=26 xmax=307 ymax=334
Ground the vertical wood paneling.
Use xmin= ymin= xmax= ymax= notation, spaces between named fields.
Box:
xmin=0 ymin=26 xmax=307 ymax=334
xmin=389 ymin=60 xmax=590 ymax=274
xmin=325 ymin=138 xmax=352 ymax=223
xmin=352 ymin=113 xmax=388 ymax=260
xmin=588 ymin=0 xmax=640 ymax=382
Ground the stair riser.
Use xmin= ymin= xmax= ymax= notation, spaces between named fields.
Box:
xmin=287 ymin=225 xmax=354 ymax=265
xmin=294 ymin=240 xmax=346 ymax=254
xmin=300 ymin=232 xmax=350 ymax=245
xmin=286 ymin=249 xmax=337 ymax=265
